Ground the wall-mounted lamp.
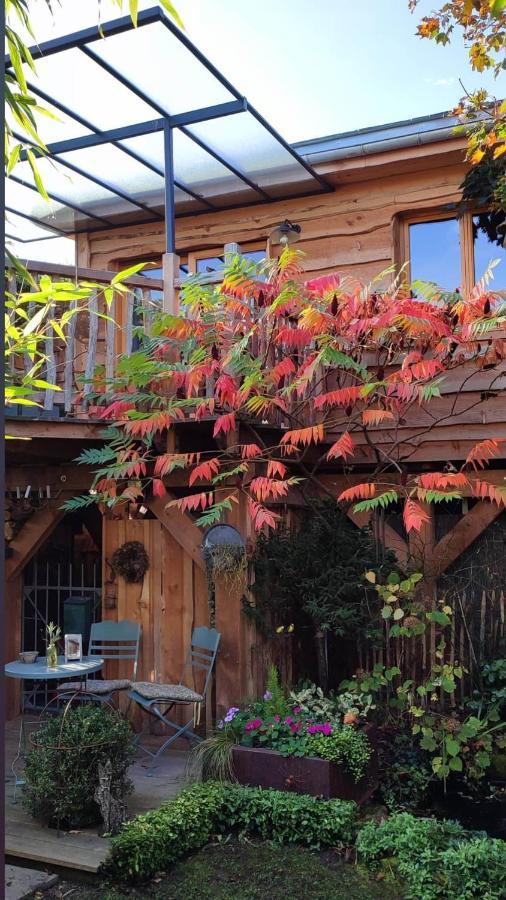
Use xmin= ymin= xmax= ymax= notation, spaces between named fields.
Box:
xmin=269 ymin=220 xmax=302 ymax=247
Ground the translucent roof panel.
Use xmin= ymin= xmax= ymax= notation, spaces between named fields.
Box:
xmin=5 ymin=6 xmax=331 ymax=241
xmin=90 ymin=21 xmax=234 ymax=116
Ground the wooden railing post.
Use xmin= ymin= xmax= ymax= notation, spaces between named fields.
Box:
xmin=224 ymin=242 xmax=241 ymax=265
xmin=162 ymin=252 xmax=181 ymax=314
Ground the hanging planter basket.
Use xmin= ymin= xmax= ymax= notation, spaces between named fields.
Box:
xmin=202 ymin=524 xmax=247 ymax=589
xmin=110 ymin=541 xmax=149 ymax=583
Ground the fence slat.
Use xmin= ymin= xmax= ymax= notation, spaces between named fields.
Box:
xmin=43 ymin=303 xmax=56 ymax=410
xmin=125 ymin=291 xmax=134 ymax=357
xmin=105 ymin=295 xmax=116 ymax=384
xmin=83 ymin=292 xmax=98 ymax=403
xmin=63 ymin=299 xmax=78 ymax=413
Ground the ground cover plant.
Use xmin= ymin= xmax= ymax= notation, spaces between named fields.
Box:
xmin=357 ymin=811 xmax=506 ymax=899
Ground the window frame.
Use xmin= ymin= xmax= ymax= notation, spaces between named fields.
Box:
xmin=187 ymin=240 xmax=268 ymax=275
xmin=397 ymin=206 xmax=503 ymax=296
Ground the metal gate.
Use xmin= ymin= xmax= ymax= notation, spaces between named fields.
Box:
xmin=22 ymin=557 xmax=101 ymax=709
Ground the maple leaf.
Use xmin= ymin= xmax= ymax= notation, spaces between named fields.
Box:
xmin=267 ymin=460 xmax=287 ymax=478
xmin=213 ymin=412 xmax=236 ymax=437
xmin=152 ymin=479 xmax=166 ymax=498
xmin=362 ymin=409 xmax=395 ymax=426
xmin=465 ymin=439 xmax=504 ymax=471
xmin=305 ymin=273 xmax=340 ymax=294
xmin=327 ymin=432 xmax=355 ymax=461
xmin=275 ymin=326 xmax=313 ymax=350
xmin=189 ymin=457 xmax=221 ymax=486
xmin=314 ymin=386 xmax=363 ymax=410
xmin=280 ymin=424 xmax=324 ymax=447
xmin=248 ymin=497 xmax=280 ymax=531
xmin=403 ymin=498 xmax=430 ymax=533
xmin=338 ymin=483 xmax=376 ymax=503
xmin=268 ymin=356 xmax=296 ymax=384
xmin=241 ymin=443 xmax=263 ymax=459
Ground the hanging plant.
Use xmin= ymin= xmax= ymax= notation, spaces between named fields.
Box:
xmin=205 ymin=543 xmax=247 ymax=589
xmin=110 ymin=541 xmax=149 ymax=583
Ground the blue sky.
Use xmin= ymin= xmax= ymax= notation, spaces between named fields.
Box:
xmin=26 ymin=0 xmax=500 ymax=142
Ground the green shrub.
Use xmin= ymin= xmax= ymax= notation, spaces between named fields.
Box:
xmin=307 ymin=726 xmax=372 ymax=781
xmin=22 ymin=705 xmax=134 ymax=828
xmin=220 ymin=783 xmax=357 ymax=848
xmin=356 ymin=812 xmax=506 ymax=900
xmin=103 ymin=781 xmax=357 ymax=882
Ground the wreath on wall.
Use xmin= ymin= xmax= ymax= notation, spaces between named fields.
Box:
xmin=110 ymin=541 xmax=149 ymax=583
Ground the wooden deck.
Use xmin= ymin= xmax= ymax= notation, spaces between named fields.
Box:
xmin=4 ymin=717 xmax=188 ymax=873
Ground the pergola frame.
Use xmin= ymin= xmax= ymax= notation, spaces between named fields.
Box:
xmin=5 ymin=5 xmax=333 ymax=253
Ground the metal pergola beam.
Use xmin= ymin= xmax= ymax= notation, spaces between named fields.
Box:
xmin=10 ymin=174 xmax=114 ymax=227
xmin=30 ymin=99 xmax=247 ymax=157
xmin=80 ymin=45 xmax=271 ymax=201
xmin=5 ymin=206 xmax=68 ymax=236
xmin=26 ymin=81 xmax=216 ymax=211
xmin=13 ymin=130 xmax=165 ymax=221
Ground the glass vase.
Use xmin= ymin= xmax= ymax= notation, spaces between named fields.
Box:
xmin=46 ymin=643 xmax=58 ymax=668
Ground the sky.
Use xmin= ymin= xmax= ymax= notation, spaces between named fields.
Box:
xmin=8 ymin=0 xmax=501 ymax=263
xmin=24 ymin=0 xmax=500 ymax=142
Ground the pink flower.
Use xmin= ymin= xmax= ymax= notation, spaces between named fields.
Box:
xmin=284 ymin=716 xmax=293 ymax=725
xmin=322 ymin=722 xmax=332 ymax=736
xmin=293 ymin=706 xmax=302 ymax=714
xmin=274 ymin=715 xmax=280 ymax=722
xmin=244 ymin=717 xmax=262 ymax=732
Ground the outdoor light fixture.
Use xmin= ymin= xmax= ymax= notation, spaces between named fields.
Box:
xmin=269 ymin=220 xmax=302 ymax=246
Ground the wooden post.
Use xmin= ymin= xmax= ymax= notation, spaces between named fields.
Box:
xmin=224 ymin=242 xmax=241 ymax=265
xmin=162 ymin=252 xmax=181 ymax=314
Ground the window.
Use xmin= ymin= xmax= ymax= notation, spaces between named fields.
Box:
xmin=404 ymin=210 xmax=505 ymax=294
xmin=195 ymin=248 xmax=264 ymax=274
xmin=409 ymin=218 xmax=462 ymax=291
xmin=472 ymin=213 xmax=505 ymax=289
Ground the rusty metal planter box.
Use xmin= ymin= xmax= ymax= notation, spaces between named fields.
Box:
xmin=232 ymin=735 xmax=378 ymax=805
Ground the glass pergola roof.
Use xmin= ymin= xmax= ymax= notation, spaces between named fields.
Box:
xmin=5 ymin=6 xmax=332 ymax=248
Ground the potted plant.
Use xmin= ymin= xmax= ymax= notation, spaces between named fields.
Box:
xmin=45 ymin=622 xmax=61 ymax=668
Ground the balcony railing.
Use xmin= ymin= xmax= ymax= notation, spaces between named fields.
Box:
xmin=6 ymin=260 xmax=163 ymax=420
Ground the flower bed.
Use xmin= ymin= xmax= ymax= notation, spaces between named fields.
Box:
xmin=210 ymin=669 xmax=378 ymax=802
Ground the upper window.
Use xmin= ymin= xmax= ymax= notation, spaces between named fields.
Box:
xmin=472 ymin=213 xmax=505 ymax=288
xmin=409 ymin=218 xmax=461 ymax=291
xmin=407 ymin=211 xmax=505 ymax=294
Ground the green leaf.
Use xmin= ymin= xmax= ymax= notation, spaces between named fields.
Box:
xmin=420 ymin=736 xmax=437 ymax=751
xmin=448 ymin=756 xmax=463 ymax=772
xmin=442 ymin=676 xmax=456 ymax=693
xmin=159 ymin=0 xmax=185 ymax=30
xmin=26 ymin=148 xmax=50 ymax=202
xmin=393 ymin=608 xmax=404 ymax=621
xmin=129 ymin=0 xmax=138 ymax=26
xmin=112 ymin=262 xmax=147 ymax=284
xmin=445 ymin=738 xmax=460 ymax=757
xmin=381 ymin=605 xmax=392 ymax=619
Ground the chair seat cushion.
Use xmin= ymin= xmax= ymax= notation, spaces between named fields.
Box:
xmin=57 ymin=679 xmax=131 ymax=694
xmin=131 ymin=682 xmax=203 ymax=703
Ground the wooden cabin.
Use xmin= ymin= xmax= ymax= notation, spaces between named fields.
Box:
xmin=6 ymin=106 xmax=506 ymax=725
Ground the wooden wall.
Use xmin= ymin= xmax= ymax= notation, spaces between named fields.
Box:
xmin=78 ymin=143 xmax=469 ymax=282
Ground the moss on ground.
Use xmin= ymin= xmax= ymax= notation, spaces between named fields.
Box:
xmin=34 ymin=840 xmax=402 ymax=899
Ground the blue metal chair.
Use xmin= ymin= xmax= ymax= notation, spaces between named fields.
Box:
xmin=56 ymin=620 xmax=141 ymax=704
xmin=128 ymin=626 xmax=220 ymax=771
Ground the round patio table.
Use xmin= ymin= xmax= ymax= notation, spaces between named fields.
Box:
xmin=5 ymin=655 xmax=104 ymax=801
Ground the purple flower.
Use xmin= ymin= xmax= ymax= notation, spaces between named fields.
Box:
xmin=322 ymin=722 xmax=332 ymax=735
xmin=263 ymin=690 xmax=273 ymax=701
xmin=284 ymin=716 xmax=293 ymax=725
xmin=293 ymin=705 xmax=302 ymax=714
xmin=274 ymin=715 xmax=280 ymax=722
xmin=224 ymin=706 xmax=240 ymax=723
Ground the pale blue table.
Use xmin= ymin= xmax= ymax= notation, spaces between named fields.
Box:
xmin=5 ymin=655 xmax=104 ymax=800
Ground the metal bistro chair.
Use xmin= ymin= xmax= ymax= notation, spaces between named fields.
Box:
xmin=57 ymin=620 xmax=141 ymax=704
xmin=129 ymin=626 xmax=220 ymax=771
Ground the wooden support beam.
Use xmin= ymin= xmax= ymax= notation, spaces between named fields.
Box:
xmin=431 ymin=500 xmax=503 ymax=577
xmin=347 ymin=509 xmax=409 ymax=570
xmin=6 ymin=501 xmax=67 ymax=582
xmin=147 ymin=495 xmax=205 ymax=572
xmin=5 ymin=419 xmax=104 ymax=440
xmin=162 ymin=252 xmax=180 ymax=314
